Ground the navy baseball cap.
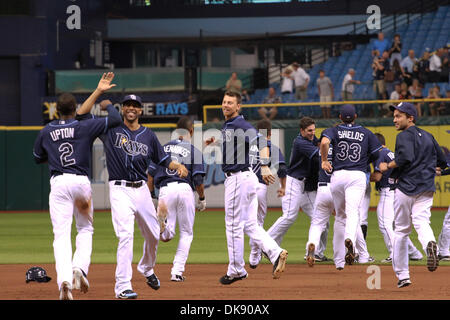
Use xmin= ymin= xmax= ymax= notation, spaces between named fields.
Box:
xmin=340 ymin=104 xmax=356 ymax=120
xmin=389 ymin=102 xmax=417 ymax=119
xmin=122 ymin=94 xmax=142 ymax=107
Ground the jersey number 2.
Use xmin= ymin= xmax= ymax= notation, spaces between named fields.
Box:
xmin=59 ymin=142 xmax=76 ymax=167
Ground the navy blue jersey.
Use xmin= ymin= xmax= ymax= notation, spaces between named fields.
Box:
xmin=76 ymin=111 xmax=171 ymax=181
xmin=250 ymin=140 xmax=286 ymax=185
xmin=392 ymin=126 xmax=447 ymax=196
xmin=373 ymin=147 xmax=395 ymax=190
xmin=221 ymin=115 xmax=267 ymax=173
xmin=287 ymin=134 xmax=319 ymax=180
xmin=318 ymin=145 xmax=333 ymax=183
xmin=321 ymin=123 xmax=382 ymax=172
xmin=33 ymin=117 xmax=110 ymax=177
xmin=148 ymin=139 xmax=205 ymax=190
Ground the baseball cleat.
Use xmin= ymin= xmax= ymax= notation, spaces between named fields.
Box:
xmin=59 ymin=281 xmax=73 ymax=300
xmin=307 ymin=243 xmax=315 ymax=267
xmin=409 ymin=252 xmax=423 ymax=261
xmin=73 ymin=268 xmax=89 ymax=293
xmin=336 ymin=267 xmax=344 ymax=271
xmin=344 ymin=238 xmax=355 ymax=265
xmin=381 ymin=257 xmax=392 ymax=263
xmin=426 ymin=241 xmax=439 ymax=272
xmin=171 ymin=274 xmax=186 ymax=282
xmin=315 ymin=255 xmax=332 ymax=262
xmin=117 ymin=289 xmax=138 ymax=299
xmin=249 ymin=264 xmax=258 ymax=269
xmin=157 ymin=200 xmax=168 ymax=234
xmin=438 ymin=255 xmax=450 ymax=261
xmin=146 ymin=274 xmax=161 ymax=290
xmin=397 ymin=278 xmax=412 ymax=288
xmin=273 ymin=249 xmax=288 ymax=279
xmin=219 ymin=274 xmax=248 ymax=285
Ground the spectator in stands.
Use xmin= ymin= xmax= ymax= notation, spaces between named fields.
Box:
xmin=400 ymin=82 xmax=411 ymax=99
xmin=390 ymin=83 xmax=402 ymax=100
xmin=372 ymin=50 xmax=390 ymax=100
xmin=412 ymin=86 xmax=424 ymax=117
xmin=425 ymin=85 xmax=443 ymax=116
xmin=429 ymin=48 xmax=443 ymax=83
xmin=390 ymin=60 xmax=411 ymax=94
xmin=417 ymin=50 xmax=430 ymax=85
xmin=440 ymin=89 xmax=450 ymax=115
xmin=316 ymin=70 xmax=334 ymax=119
xmin=341 ymin=68 xmax=360 ymax=101
xmin=241 ymin=89 xmax=251 ymax=104
xmin=401 ymin=49 xmax=418 ymax=84
xmin=291 ymin=62 xmax=310 ymax=101
xmin=258 ymin=87 xmax=281 ymax=121
xmin=389 ymin=34 xmax=402 ymax=67
xmin=440 ymin=55 xmax=449 ymax=82
xmin=281 ymin=67 xmax=294 ymax=95
xmin=372 ymin=32 xmax=390 ymax=58
xmin=225 ymin=72 xmax=242 ymax=94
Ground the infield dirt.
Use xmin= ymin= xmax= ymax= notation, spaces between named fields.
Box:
xmin=1 ymin=263 xmax=449 ymax=300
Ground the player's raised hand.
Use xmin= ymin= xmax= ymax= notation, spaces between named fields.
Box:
xmin=261 ymin=166 xmax=276 ymax=185
xmin=321 ymin=160 xmax=333 ymax=173
xmin=97 ymin=72 xmax=116 ymax=93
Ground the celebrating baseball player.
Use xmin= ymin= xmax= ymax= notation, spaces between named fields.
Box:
xmin=206 ymin=91 xmax=288 ymax=285
xmin=379 ymin=102 xmax=447 ymax=288
xmin=320 ymin=104 xmax=382 ymax=269
xmin=76 ymin=94 xmax=188 ymax=299
xmin=147 ymin=116 xmax=206 ymax=282
xmin=248 ymin=119 xmax=287 ymax=269
xmin=370 ymin=133 xmax=423 ymax=263
xmin=265 ymin=117 xmax=330 ymax=261
xmin=33 ymin=73 xmax=120 ymax=300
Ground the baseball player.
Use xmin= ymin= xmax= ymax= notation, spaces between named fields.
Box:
xmin=206 ymin=91 xmax=288 ymax=285
xmin=147 ymin=116 xmax=206 ymax=282
xmin=437 ymin=168 xmax=450 ymax=261
xmin=371 ymin=133 xmax=423 ymax=263
xmin=33 ymin=73 xmax=120 ymax=300
xmin=306 ymin=141 xmax=334 ymax=267
xmin=379 ymin=102 xmax=447 ymax=288
xmin=266 ymin=117 xmax=330 ymax=261
xmin=76 ymin=95 xmax=188 ymax=299
xmin=248 ymin=119 xmax=287 ymax=268
xmin=320 ymin=104 xmax=382 ymax=268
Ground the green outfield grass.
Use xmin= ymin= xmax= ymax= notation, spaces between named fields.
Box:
xmin=0 ymin=208 xmax=447 ymax=265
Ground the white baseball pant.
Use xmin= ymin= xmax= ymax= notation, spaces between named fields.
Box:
xmin=354 ymin=181 xmax=371 ymax=262
xmin=267 ymin=176 xmax=324 ymax=255
xmin=249 ymin=183 xmax=268 ymax=266
xmin=158 ymin=182 xmax=196 ymax=277
xmin=109 ymin=181 xmax=160 ymax=297
xmin=438 ymin=206 xmax=450 ymax=257
xmin=330 ymin=170 xmax=366 ymax=268
xmin=392 ymin=189 xmax=436 ymax=281
xmin=49 ymin=174 xmax=93 ymax=291
xmin=224 ymin=170 xmax=283 ymax=278
xmin=377 ymin=187 xmax=422 ymax=259
xmin=306 ymin=184 xmax=333 ymax=257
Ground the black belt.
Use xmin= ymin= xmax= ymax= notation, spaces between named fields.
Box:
xmin=225 ymin=167 xmax=250 ymax=177
xmin=114 ymin=180 xmax=143 ymax=188
xmin=51 ymin=172 xmax=85 ymax=178
xmin=318 ymin=182 xmax=329 ymax=187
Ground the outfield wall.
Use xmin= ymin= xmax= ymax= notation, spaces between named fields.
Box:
xmin=0 ymin=122 xmax=449 ymax=210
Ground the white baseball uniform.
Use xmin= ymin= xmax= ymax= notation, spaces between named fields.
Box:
xmin=438 ymin=206 xmax=450 ymax=258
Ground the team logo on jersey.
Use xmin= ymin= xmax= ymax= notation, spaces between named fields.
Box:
xmin=114 ymin=133 xmax=148 ymax=156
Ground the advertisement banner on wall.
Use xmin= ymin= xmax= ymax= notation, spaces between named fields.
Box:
xmin=42 ymin=96 xmax=199 ymax=124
